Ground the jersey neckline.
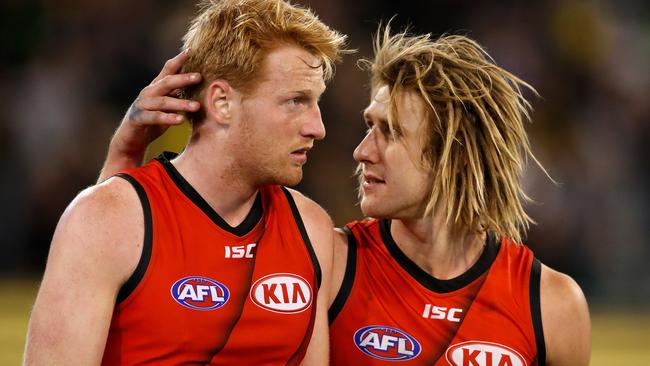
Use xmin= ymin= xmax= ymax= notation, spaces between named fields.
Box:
xmin=155 ymin=152 xmax=263 ymax=237
xmin=379 ymin=219 xmax=501 ymax=293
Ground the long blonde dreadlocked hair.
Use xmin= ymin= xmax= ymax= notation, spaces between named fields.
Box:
xmin=359 ymin=25 xmax=551 ymax=243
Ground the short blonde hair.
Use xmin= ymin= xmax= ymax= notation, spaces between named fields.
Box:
xmin=360 ymin=26 xmax=550 ymax=243
xmin=181 ymin=0 xmax=347 ymax=120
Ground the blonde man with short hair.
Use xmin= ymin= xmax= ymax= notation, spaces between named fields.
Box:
xmin=25 ymin=0 xmax=346 ymax=364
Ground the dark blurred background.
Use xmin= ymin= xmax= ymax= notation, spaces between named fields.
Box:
xmin=1 ymin=0 xmax=649 ymax=362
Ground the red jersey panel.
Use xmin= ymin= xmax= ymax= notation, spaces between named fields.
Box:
xmin=329 ymin=219 xmax=545 ymax=366
xmin=102 ymin=153 xmax=320 ymax=365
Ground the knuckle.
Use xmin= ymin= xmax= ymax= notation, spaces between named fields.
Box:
xmin=155 ymin=111 xmax=168 ymax=121
xmin=160 ymin=75 xmax=173 ymax=85
xmin=140 ymin=85 xmax=153 ymax=96
xmin=157 ymin=97 xmax=167 ymax=109
xmin=134 ymin=100 xmax=147 ymax=111
xmin=127 ymin=106 xmax=142 ymax=121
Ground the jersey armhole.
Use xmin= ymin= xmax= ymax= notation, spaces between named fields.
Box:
xmin=328 ymin=226 xmax=357 ymax=324
xmin=114 ymin=173 xmax=153 ymax=304
xmin=280 ymin=187 xmax=322 ymax=289
xmin=530 ymin=257 xmax=546 ymax=365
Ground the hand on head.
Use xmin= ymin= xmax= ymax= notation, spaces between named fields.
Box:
xmin=118 ymin=49 xmax=203 ymax=155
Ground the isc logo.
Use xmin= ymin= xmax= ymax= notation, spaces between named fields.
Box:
xmin=422 ymin=304 xmax=463 ymax=322
xmin=445 ymin=341 xmax=527 ymax=366
xmin=225 ymin=243 xmax=256 ymax=258
xmin=170 ymin=276 xmax=229 ymax=311
xmin=250 ymin=273 xmax=312 ymax=314
xmin=353 ymin=325 xmax=421 ymax=361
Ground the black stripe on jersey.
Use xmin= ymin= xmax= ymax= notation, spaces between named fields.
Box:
xmin=156 ymin=152 xmax=263 ymax=237
xmin=328 ymin=226 xmax=357 ymax=324
xmin=530 ymin=258 xmax=546 ymax=365
xmin=115 ymin=173 xmax=153 ymax=304
xmin=379 ymin=219 xmax=500 ymax=293
xmin=281 ymin=187 xmax=323 ymax=289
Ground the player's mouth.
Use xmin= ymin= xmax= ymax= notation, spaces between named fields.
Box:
xmin=290 ymin=146 xmax=312 ymax=164
xmin=362 ymin=173 xmax=385 ymax=191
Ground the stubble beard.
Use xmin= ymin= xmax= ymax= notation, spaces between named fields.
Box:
xmin=248 ymin=159 xmax=303 ymax=187
xmin=235 ymin=114 xmax=303 ymax=188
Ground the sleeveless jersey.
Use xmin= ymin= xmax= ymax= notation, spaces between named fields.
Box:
xmin=102 ymin=153 xmax=321 ymax=365
xmin=329 ymin=219 xmax=545 ymax=366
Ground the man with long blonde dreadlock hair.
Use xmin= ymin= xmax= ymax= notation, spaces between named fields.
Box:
xmin=96 ymin=22 xmax=590 ymax=366
xmin=327 ymin=27 xmax=590 ymax=366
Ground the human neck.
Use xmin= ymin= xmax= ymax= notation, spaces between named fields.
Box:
xmin=171 ymin=132 xmax=260 ymax=228
xmin=389 ymin=216 xmax=486 ymax=280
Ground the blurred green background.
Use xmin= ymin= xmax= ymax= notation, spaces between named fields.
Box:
xmin=1 ymin=0 xmax=649 ymax=364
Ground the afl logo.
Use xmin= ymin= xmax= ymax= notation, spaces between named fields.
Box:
xmin=170 ymin=276 xmax=229 ymax=311
xmin=445 ymin=341 xmax=527 ymax=366
xmin=250 ymin=273 xmax=312 ymax=314
xmin=353 ymin=325 xmax=421 ymax=361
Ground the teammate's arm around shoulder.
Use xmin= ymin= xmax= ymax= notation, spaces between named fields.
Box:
xmin=285 ymin=189 xmax=334 ymax=366
xmin=97 ymin=50 xmax=201 ymax=183
xmin=24 ymin=178 xmax=144 ymax=365
xmin=540 ymin=265 xmax=591 ymax=366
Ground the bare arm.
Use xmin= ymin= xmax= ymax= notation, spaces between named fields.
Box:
xmin=541 ymin=264 xmax=591 ymax=366
xmin=24 ymin=178 xmax=143 ymax=364
xmin=286 ymin=189 xmax=335 ymax=366
xmin=329 ymin=228 xmax=349 ymax=309
xmin=97 ymin=50 xmax=202 ymax=182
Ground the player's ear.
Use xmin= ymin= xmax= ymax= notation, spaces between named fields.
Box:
xmin=204 ymin=80 xmax=240 ymax=125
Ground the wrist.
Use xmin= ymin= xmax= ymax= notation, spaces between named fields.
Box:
xmin=108 ymin=131 xmax=148 ymax=162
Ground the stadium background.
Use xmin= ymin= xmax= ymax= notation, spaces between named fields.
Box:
xmin=1 ymin=0 xmax=649 ymax=364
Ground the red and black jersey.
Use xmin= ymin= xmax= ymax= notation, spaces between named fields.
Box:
xmin=102 ymin=153 xmax=320 ymax=365
xmin=329 ymin=219 xmax=545 ymax=366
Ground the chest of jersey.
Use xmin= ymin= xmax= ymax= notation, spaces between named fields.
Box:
xmin=329 ymin=219 xmax=541 ymax=366
xmin=102 ymin=157 xmax=319 ymax=365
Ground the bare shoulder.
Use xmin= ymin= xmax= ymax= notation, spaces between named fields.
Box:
xmin=540 ymin=264 xmax=591 ymax=366
xmin=333 ymin=227 xmax=349 ymax=249
xmin=329 ymin=227 xmax=350 ymax=308
xmin=332 ymin=227 xmax=350 ymax=273
xmin=24 ymin=176 xmax=145 ymax=364
xmin=63 ymin=177 xmax=142 ymax=240
xmin=68 ymin=176 xmax=140 ymax=222
xmin=51 ymin=176 xmax=145 ymax=284
xmin=284 ymin=188 xmax=333 ymax=228
xmin=284 ymin=188 xmax=334 ymax=283
xmin=284 ymin=188 xmax=334 ymax=247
